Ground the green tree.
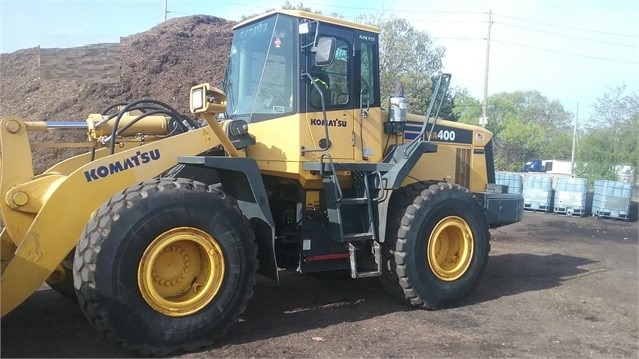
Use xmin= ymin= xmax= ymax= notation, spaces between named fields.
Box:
xmin=486 ymin=91 xmax=572 ymax=131
xmin=453 ymin=90 xmax=573 ymax=171
xmin=575 ymin=128 xmax=618 ymax=185
xmin=590 ymin=84 xmax=639 ymax=130
xmin=541 ymin=130 xmax=573 ymax=160
xmin=356 ymin=14 xmax=444 ymax=115
xmin=432 ymin=77 xmax=459 ymax=121
xmin=579 ymin=84 xmax=639 ymax=186
xmin=453 ymin=88 xmax=482 ymax=125
xmin=492 ymin=92 xmax=572 ymax=170
xmin=496 ymin=118 xmax=546 ymax=171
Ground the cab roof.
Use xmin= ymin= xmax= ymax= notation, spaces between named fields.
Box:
xmin=233 ymin=9 xmax=379 ymax=34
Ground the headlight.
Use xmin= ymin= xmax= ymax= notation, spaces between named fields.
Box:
xmin=189 ymin=83 xmax=226 ymax=115
xmin=190 ymin=86 xmax=206 ymax=113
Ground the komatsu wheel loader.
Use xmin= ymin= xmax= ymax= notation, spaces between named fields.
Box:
xmin=0 ymin=10 xmax=523 ymax=356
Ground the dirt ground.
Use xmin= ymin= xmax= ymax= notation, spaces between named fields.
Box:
xmin=1 ymin=212 xmax=637 ymax=358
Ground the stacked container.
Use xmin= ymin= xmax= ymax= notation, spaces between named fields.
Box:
xmin=553 ymin=177 xmax=587 ymax=216
xmin=495 ymin=171 xmax=523 ymax=194
xmin=592 ymin=180 xmax=633 ymax=220
xmin=523 ymin=174 xmax=553 ymax=212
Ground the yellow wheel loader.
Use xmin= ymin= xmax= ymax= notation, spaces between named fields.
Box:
xmin=0 ymin=10 xmax=523 ymax=356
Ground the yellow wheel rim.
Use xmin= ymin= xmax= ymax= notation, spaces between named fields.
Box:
xmin=138 ymin=227 xmax=225 ymax=317
xmin=427 ymin=216 xmax=474 ymax=281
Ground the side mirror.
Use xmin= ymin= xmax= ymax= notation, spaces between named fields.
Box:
xmin=313 ymin=37 xmax=336 ymax=67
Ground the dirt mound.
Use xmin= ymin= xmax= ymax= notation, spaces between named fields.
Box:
xmin=0 ymin=15 xmax=235 ymax=174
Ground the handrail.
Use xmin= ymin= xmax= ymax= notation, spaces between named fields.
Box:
xmin=359 ymin=88 xmax=369 ymax=160
xmin=319 ymin=152 xmax=343 ymax=202
xmin=404 ymin=73 xmax=451 ymax=158
xmin=301 ymin=72 xmax=332 ymax=154
xmin=426 ymin=73 xmax=452 ymax=143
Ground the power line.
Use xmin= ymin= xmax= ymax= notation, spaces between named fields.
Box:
xmin=163 ymin=1 xmax=639 ymax=63
xmin=493 ymin=12 xmax=639 ymax=39
xmin=492 ymin=39 xmax=639 ymax=65
xmin=349 ymin=18 xmax=487 ymax=25
xmin=433 ymin=37 xmax=485 ymax=41
xmin=215 ymin=2 xmax=487 ymax=25
xmin=218 ymin=1 xmax=487 ymax=15
xmin=212 ymin=2 xmax=639 ymax=50
xmin=186 ymin=0 xmax=639 ymax=46
xmin=495 ymin=21 xmax=639 ymax=48
xmin=215 ymin=0 xmax=638 ymax=45
xmin=397 ymin=20 xmax=486 ymax=24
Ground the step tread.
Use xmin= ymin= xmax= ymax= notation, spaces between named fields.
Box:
xmin=340 ymin=197 xmax=370 ymax=205
xmin=344 ymin=232 xmax=375 ymax=241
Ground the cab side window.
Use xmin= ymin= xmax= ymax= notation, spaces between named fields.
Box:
xmin=360 ymin=42 xmax=376 ymax=106
xmin=325 ymin=39 xmax=349 ymax=105
xmin=310 ymin=38 xmax=350 ymax=108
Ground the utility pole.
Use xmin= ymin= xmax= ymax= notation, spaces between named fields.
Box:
xmin=571 ymin=103 xmax=579 ymax=175
xmin=481 ymin=9 xmax=493 ymax=128
xmin=164 ymin=0 xmax=168 ymax=21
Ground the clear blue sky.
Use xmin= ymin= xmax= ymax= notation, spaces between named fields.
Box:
xmin=1 ymin=0 xmax=638 ymax=122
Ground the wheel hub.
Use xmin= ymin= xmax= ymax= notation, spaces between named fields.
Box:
xmin=138 ymin=227 xmax=225 ymax=317
xmin=151 ymin=245 xmax=193 ymax=291
xmin=427 ymin=216 xmax=474 ymax=281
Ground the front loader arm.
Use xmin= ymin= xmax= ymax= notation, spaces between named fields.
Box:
xmin=0 ymin=116 xmax=223 ymax=316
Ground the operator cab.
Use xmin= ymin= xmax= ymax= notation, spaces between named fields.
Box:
xmin=224 ymin=10 xmax=381 ymax=162
xmin=224 ymin=10 xmax=379 ymax=121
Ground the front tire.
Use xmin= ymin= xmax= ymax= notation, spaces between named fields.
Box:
xmin=73 ymin=178 xmax=257 ymax=356
xmin=383 ymin=182 xmax=490 ymax=309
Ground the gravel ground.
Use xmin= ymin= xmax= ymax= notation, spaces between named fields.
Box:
xmin=2 ymin=212 xmax=637 ymax=358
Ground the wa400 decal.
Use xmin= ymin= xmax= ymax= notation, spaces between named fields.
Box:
xmin=404 ymin=121 xmax=473 ymax=144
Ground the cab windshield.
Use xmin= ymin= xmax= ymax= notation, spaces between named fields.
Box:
xmin=225 ymin=14 xmax=296 ymax=122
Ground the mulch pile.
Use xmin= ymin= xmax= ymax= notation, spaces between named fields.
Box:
xmin=0 ymin=15 xmax=235 ymax=173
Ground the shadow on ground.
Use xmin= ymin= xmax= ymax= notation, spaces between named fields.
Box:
xmin=468 ymin=253 xmax=597 ymax=305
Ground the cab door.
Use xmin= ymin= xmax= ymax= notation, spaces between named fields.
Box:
xmin=302 ymin=25 xmax=355 ymax=160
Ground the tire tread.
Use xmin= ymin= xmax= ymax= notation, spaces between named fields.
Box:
xmin=74 ymin=178 xmax=257 ymax=356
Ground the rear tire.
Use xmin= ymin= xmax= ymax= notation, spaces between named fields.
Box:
xmin=73 ymin=178 xmax=257 ymax=356
xmin=382 ymin=182 xmax=490 ymax=309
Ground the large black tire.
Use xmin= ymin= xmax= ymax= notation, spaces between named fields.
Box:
xmin=73 ymin=178 xmax=257 ymax=356
xmin=382 ymin=182 xmax=490 ymax=310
